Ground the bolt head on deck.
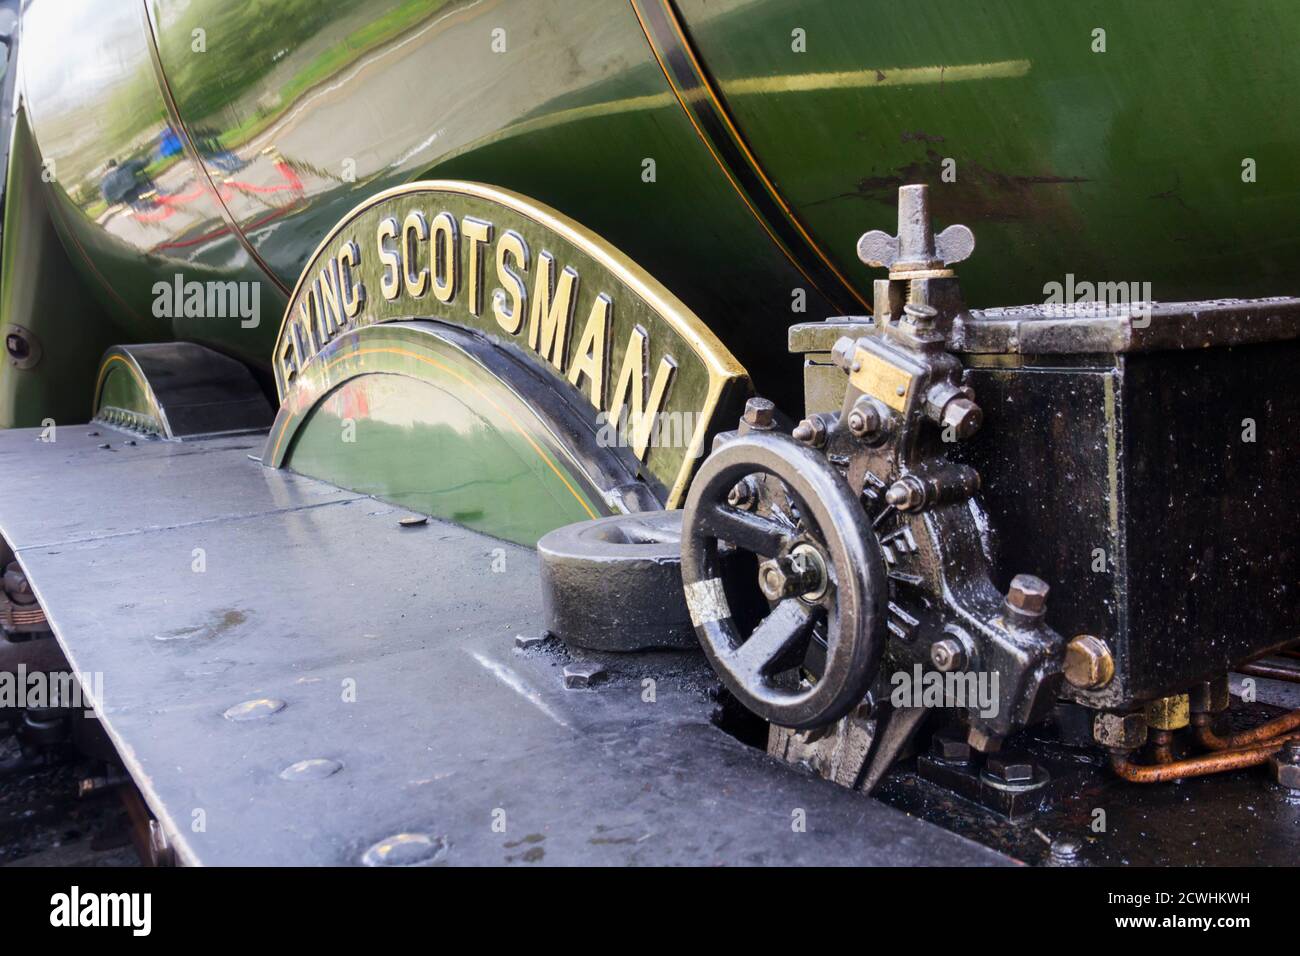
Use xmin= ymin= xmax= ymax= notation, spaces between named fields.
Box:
xmin=984 ymin=753 xmax=1036 ymax=784
xmin=563 ymin=661 xmax=607 ymax=689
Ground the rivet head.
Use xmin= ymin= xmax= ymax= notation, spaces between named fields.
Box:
xmin=279 ymin=758 xmax=342 ymax=781
xmin=362 ymin=833 xmax=449 ymax=867
xmin=223 ymin=698 xmax=286 ymax=721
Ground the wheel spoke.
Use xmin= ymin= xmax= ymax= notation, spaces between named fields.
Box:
xmin=698 ymin=503 xmax=792 ymax=557
xmin=731 ymin=599 xmax=817 ymax=679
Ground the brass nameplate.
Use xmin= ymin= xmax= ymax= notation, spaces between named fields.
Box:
xmin=270 ymin=181 xmax=747 ymax=506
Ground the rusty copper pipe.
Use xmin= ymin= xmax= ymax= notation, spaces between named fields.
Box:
xmin=1239 ymin=661 xmax=1300 ymax=683
xmin=1109 ymin=739 xmax=1284 ymax=783
xmin=1193 ymin=709 xmax=1300 ymax=750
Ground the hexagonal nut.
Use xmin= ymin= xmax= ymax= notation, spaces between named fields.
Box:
xmin=847 ymin=400 xmax=882 ymax=438
xmin=1064 ymin=635 xmax=1115 ymax=690
xmin=726 ymin=476 xmax=760 ymax=510
xmin=1093 ymin=710 xmax=1148 ymax=750
xmin=1006 ymin=574 xmax=1049 ymax=615
xmin=758 ymin=559 xmax=792 ymax=602
xmin=562 ymin=662 xmax=607 ymax=689
xmin=830 ymin=336 xmax=858 ymax=371
xmin=1271 ymin=748 xmax=1300 ymax=790
xmin=985 ymin=753 xmax=1036 ymax=784
xmin=930 ymin=734 xmax=971 ymax=764
xmin=1144 ymin=694 xmax=1191 ymax=731
xmin=743 ymin=397 xmax=775 ymax=429
xmin=930 ymin=638 xmax=966 ymax=673
xmin=941 ymin=397 xmax=983 ymax=439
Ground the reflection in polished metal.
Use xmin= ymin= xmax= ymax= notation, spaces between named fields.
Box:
xmin=630 ymin=0 xmax=870 ymax=315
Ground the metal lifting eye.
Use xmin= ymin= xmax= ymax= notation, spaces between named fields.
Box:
xmin=680 ymin=431 xmax=889 ymax=730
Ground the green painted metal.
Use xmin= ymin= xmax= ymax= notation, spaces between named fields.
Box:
xmin=6 ymin=0 xmax=1300 ymax=426
xmin=269 ymin=321 xmax=609 ymax=546
xmin=675 ymin=0 xmax=1300 ymax=309
xmin=0 ymin=109 xmax=129 ymax=428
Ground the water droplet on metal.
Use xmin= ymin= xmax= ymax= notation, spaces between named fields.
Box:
xmin=361 ymin=832 xmax=448 ymax=867
xmin=223 ymin=698 xmax=286 ymax=721
xmin=279 ymin=758 xmax=342 ymax=781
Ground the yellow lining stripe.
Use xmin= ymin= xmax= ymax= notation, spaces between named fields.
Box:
xmin=659 ymin=4 xmax=872 ymax=313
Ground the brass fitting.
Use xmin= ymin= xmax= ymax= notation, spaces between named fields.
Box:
xmin=1144 ymin=694 xmax=1191 ymax=731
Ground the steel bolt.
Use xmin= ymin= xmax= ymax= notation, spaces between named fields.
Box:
xmin=930 ymin=637 xmax=966 ymax=673
xmin=792 ymin=416 xmax=827 ymax=447
xmin=847 ymin=402 xmax=881 ymax=438
xmin=563 ymin=662 xmax=607 ymax=689
xmin=830 ymin=336 xmax=857 ymax=371
xmin=930 ymin=733 xmax=972 ymax=764
xmin=885 ymin=476 xmax=925 ymax=511
xmin=903 ymin=302 xmax=939 ymax=328
xmin=1269 ymin=738 xmax=1300 ymax=791
xmin=940 ymin=397 xmax=983 ymax=439
xmin=967 ymin=726 xmax=1002 ymax=754
xmin=757 ymin=549 xmax=826 ymax=602
xmin=1064 ymin=634 xmax=1115 ymax=690
xmin=1093 ymin=710 xmax=1148 ymax=750
xmin=726 ymin=476 xmax=759 ymax=511
xmin=985 ymin=753 xmax=1036 ymax=784
xmin=743 ymin=397 xmax=775 ymax=429
xmin=1005 ymin=574 xmax=1049 ymax=616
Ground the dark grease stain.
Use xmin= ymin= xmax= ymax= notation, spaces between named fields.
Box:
xmin=156 ymin=608 xmax=248 ymax=643
xmin=806 ymin=148 xmax=1089 ymax=223
xmin=503 ymin=833 xmax=546 ymax=863
xmin=503 ymin=833 xmax=544 ymax=848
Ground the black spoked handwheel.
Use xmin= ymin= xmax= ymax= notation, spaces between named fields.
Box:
xmin=681 ymin=431 xmax=888 ymax=729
